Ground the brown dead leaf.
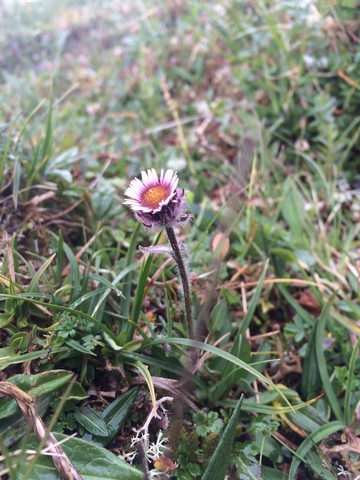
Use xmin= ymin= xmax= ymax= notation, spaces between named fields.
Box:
xmin=293 ymin=289 xmax=321 ymax=316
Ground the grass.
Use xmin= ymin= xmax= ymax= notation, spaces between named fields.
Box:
xmin=0 ymin=0 xmax=359 ymax=479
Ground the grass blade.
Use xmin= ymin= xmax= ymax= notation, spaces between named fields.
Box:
xmin=239 ymin=259 xmax=268 ymax=334
xmin=202 ymin=395 xmax=244 ymax=480
xmin=344 ymin=335 xmax=360 ymax=425
xmin=289 ymin=421 xmax=344 ymax=480
xmin=315 ymin=295 xmax=343 ymax=422
xmin=147 ymin=337 xmax=295 ymax=410
xmin=119 ymin=222 xmax=140 ymax=329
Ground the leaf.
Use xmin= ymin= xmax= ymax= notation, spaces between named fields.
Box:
xmin=129 ymin=360 xmax=156 ymax=413
xmin=239 ymin=260 xmax=268 ymax=334
xmin=126 ymin=247 xmax=155 ymax=342
xmin=30 ymin=371 xmax=74 ymax=397
xmin=202 ymin=395 xmax=243 ymax=480
xmin=148 ymin=337 xmax=294 ymax=410
xmin=344 ymin=335 xmax=360 ymax=425
xmin=0 ymin=294 xmax=119 ymax=345
xmin=89 ymin=387 xmax=139 ymax=446
xmin=119 ymin=222 xmax=141 ymax=330
xmin=212 ymin=334 xmax=251 ymax=402
xmin=0 ymin=398 xmax=18 ymax=419
xmin=64 ymin=382 xmax=89 ymax=402
xmin=15 ymin=433 xmax=144 ymax=480
xmin=301 ymin=324 xmax=320 ymax=401
xmin=10 ymin=332 xmax=30 ymax=353
xmin=305 ymin=451 xmax=338 ymax=479
xmin=209 ymin=299 xmax=228 ymax=333
xmin=74 ymin=407 xmax=109 ymax=437
xmin=90 ymin=262 xmax=138 ymax=319
xmin=270 ymin=247 xmax=297 ymax=263
xmin=280 ymin=179 xmax=306 ymax=243
xmin=45 ymin=146 xmax=79 ymax=171
xmin=0 ymin=396 xmax=51 ymax=448
xmin=262 ymin=465 xmax=289 ymax=479
xmin=65 ymin=338 xmax=97 ymax=356
xmin=0 ymin=347 xmax=68 ymax=370
xmin=289 ymin=421 xmax=344 ymax=479
xmin=315 ymin=296 xmax=343 ymax=421
xmin=27 ymin=254 xmax=56 ymax=293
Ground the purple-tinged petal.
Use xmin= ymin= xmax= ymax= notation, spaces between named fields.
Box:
xmin=123 ymin=169 xmax=190 ymax=231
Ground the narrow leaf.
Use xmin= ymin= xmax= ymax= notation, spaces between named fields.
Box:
xmin=344 ymin=335 xmax=360 ymax=425
xmin=315 ymin=296 xmax=343 ymax=421
xmin=202 ymin=395 xmax=243 ymax=480
xmin=147 ymin=337 xmax=294 ymax=410
xmin=301 ymin=324 xmax=320 ymax=401
xmin=89 ymin=387 xmax=139 ymax=446
xmin=289 ymin=421 xmax=344 ymax=479
xmin=74 ymin=407 xmax=109 ymax=437
xmin=239 ymin=259 xmax=268 ymax=334
xmin=129 ymin=360 xmax=156 ymax=412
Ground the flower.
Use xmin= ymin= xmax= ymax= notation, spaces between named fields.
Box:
xmin=124 ymin=169 xmax=190 ymax=230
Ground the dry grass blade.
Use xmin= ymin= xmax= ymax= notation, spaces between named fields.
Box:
xmin=0 ymin=382 xmax=83 ymax=480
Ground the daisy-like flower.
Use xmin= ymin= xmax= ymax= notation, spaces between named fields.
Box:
xmin=124 ymin=169 xmax=190 ymax=231
xmin=124 ymin=168 xmax=195 ymax=341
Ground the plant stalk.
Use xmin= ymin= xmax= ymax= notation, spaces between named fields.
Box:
xmin=165 ymin=226 xmax=195 ymax=341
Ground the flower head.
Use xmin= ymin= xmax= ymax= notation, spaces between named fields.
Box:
xmin=124 ymin=169 xmax=190 ymax=230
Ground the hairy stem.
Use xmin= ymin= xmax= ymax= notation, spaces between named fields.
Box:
xmin=165 ymin=227 xmax=195 ymax=341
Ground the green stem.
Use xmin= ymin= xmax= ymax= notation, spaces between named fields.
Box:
xmin=165 ymin=227 xmax=195 ymax=341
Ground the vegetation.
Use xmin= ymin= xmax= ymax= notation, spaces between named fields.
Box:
xmin=0 ymin=0 xmax=359 ymax=479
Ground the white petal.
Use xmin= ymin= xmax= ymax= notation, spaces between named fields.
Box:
xmin=124 ymin=178 xmax=144 ymax=199
xmin=141 ymin=170 xmax=150 ymax=185
xmin=163 ymin=169 xmax=175 ymax=185
xmin=144 ymin=168 xmax=158 ymax=186
xmin=140 ymin=245 xmax=173 ymax=257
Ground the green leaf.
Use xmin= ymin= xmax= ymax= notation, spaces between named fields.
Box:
xmin=212 ymin=334 xmax=251 ymax=402
xmin=0 ymin=396 xmax=51 ymax=447
xmin=74 ymin=407 xmax=109 ymax=437
xmin=280 ymin=179 xmax=306 ymax=243
xmin=0 ymin=295 xmax=119 ymax=345
xmin=91 ymin=262 xmax=138 ymax=320
xmin=65 ymin=338 xmax=97 ymax=356
xmin=0 ymin=397 xmax=18 ymax=419
xmin=202 ymin=395 xmax=243 ymax=480
xmin=0 ymin=347 xmax=69 ymax=370
xmin=209 ymin=299 xmax=228 ymax=333
xmin=301 ymin=324 xmax=320 ymax=401
xmin=9 ymin=332 xmax=30 ymax=353
xmin=89 ymin=387 xmax=139 ymax=446
xmin=15 ymin=433 xmax=144 ymax=480
xmin=30 ymin=371 xmax=74 ymax=397
xmin=315 ymin=296 xmax=343 ymax=421
xmin=289 ymin=421 xmax=344 ymax=479
xmin=239 ymin=260 xmax=268 ymax=334
xmin=147 ymin=338 xmax=294 ymax=410
xmin=270 ymin=247 xmax=297 ymax=263
xmin=119 ymin=222 xmax=141 ymax=329
xmin=344 ymin=335 xmax=360 ymax=425
xmin=306 ymin=450 xmax=338 ymax=479
xmin=126 ymin=245 xmax=156 ymax=342
xmin=63 ymin=382 xmax=89 ymax=402
xmin=262 ymin=465 xmax=290 ymax=479
xmin=129 ymin=360 xmax=156 ymax=412
xmin=28 ymin=254 xmax=56 ymax=293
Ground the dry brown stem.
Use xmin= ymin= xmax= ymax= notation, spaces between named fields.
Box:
xmin=0 ymin=382 xmax=83 ymax=480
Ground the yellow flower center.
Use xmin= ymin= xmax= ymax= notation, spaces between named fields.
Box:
xmin=141 ymin=185 xmax=170 ymax=209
